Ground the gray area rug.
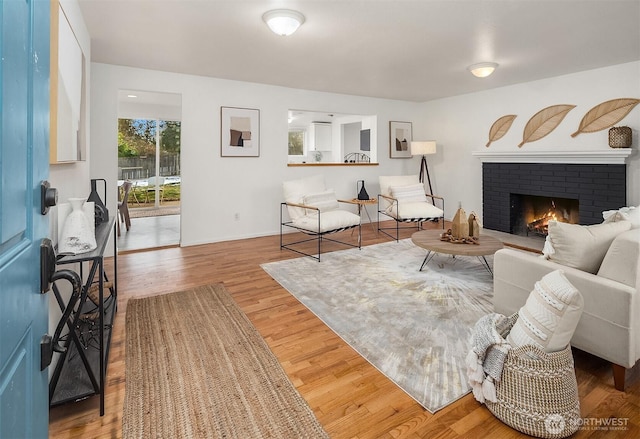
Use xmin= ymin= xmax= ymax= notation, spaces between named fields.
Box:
xmin=261 ymin=239 xmax=494 ymax=413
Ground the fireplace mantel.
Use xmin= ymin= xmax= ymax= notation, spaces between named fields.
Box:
xmin=472 ymin=149 xmax=633 ymax=164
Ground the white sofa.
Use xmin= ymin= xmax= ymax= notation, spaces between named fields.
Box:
xmin=493 ymin=220 xmax=640 ymax=391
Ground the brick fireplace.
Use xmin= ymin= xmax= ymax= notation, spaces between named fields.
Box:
xmin=474 ymin=150 xmax=631 ymax=236
xmin=482 ymin=162 xmax=626 ymax=234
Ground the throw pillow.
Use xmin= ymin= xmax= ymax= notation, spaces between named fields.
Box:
xmin=389 ymin=183 xmax=427 ymax=203
xmin=507 ymin=270 xmax=583 ymax=353
xmin=283 ymin=174 xmax=326 ymax=220
xmin=545 ymin=220 xmax=631 ymax=273
xmin=597 ymin=229 xmax=640 ymax=288
xmin=603 ymin=205 xmax=640 ymax=229
xmin=303 ymin=190 xmax=339 ymax=213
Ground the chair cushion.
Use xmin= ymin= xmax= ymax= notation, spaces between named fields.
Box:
xmin=542 ymin=220 xmax=631 ymax=274
xmin=389 ymin=183 xmax=427 ymax=203
xmin=507 ymin=270 xmax=583 ymax=354
xmin=283 ymin=175 xmax=326 ymax=220
xmin=303 ymin=190 xmax=339 ymax=213
xmin=385 ymin=201 xmax=443 ymax=221
xmin=292 ymin=210 xmax=360 ymax=234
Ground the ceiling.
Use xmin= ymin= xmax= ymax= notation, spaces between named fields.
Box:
xmin=78 ymin=0 xmax=640 ymax=103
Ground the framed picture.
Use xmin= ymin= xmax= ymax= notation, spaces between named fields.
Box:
xmin=221 ymin=106 xmax=260 ymax=157
xmin=389 ymin=121 xmax=412 ymax=158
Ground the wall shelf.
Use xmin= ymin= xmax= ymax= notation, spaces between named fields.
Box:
xmin=288 ymin=163 xmax=379 ymax=167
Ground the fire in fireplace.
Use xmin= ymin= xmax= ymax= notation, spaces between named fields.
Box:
xmin=510 ymin=194 xmax=579 ymax=236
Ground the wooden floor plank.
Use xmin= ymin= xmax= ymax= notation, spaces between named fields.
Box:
xmin=49 ymin=222 xmax=640 ymax=438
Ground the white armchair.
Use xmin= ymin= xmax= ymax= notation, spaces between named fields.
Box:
xmin=281 ymin=175 xmax=361 ymax=261
xmin=377 ymin=175 xmax=445 ymax=241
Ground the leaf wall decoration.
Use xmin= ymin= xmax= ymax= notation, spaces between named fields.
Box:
xmin=486 ymin=115 xmax=517 ymax=147
xmin=518 ymin=104 xmax=576 ymax=148
xmin=571 ymin=98 xmax=640 ymax=137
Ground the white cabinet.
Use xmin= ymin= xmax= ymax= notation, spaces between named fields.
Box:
xmin=309 ymin=123 xmax=332 ymax=151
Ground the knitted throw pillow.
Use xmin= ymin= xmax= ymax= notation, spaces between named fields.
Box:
xmin=507 ymin=270 xmax=583 ymax=354
xmin=603 ymin=205 xmax=640 ymax=229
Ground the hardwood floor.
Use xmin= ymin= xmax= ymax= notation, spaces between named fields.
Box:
xmin=49 ymin=223 xmax=640 ymax=438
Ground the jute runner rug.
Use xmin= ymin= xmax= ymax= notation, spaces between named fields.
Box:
xmin=123 ymin=283 xmax=329 ymax=439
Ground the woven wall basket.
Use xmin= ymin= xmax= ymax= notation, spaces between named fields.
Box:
xmin=485 ymin=318 xmax=581 ymax=438
xmin=609 ymin=126 xmax=632 ymax=148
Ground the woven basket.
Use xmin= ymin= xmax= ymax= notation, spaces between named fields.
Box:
xmin=608 ymin=126 xmax=632 ymax=148
xmin=485 ymin=315 xmax=581 ymax=438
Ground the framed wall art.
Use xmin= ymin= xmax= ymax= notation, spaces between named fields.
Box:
xmin=389 ymin=121 xmax=412 ymax=158
xmin=221 ymin=106 xmax=260 ymax=157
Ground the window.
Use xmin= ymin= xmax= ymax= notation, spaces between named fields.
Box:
xmin=288 ymin=129 xmax=306 ymax=156
xmin=118 ymin=118 xmax=181 ymax=206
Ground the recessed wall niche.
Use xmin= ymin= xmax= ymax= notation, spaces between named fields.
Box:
xmin=287 ymin=110 xmax=378 ymax=165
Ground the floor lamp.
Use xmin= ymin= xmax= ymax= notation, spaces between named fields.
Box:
xmin=410 ymin=141 xmax=437 ymax=195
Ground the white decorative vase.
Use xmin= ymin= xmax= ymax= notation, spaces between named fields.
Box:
xmin=58 ymin=198 xmax=97 ymax=255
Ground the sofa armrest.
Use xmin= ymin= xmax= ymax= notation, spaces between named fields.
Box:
xmin=494 ymin=248 xmax=635 ymax=325
xmin=494 ymin=248 xmax=639 ymax=368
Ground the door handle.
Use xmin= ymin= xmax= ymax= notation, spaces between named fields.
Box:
xmin=40 ymin=239 xmax=56 ymax=293
xmin=40 ymin=180 xmax=58 ymax=215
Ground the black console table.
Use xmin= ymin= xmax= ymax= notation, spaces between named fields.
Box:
xmin=49 ymin=216 xmax=117 ymax=416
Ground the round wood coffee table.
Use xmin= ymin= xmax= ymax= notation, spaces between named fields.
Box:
xmin=411 ymin=229 xmax=504 ymax=274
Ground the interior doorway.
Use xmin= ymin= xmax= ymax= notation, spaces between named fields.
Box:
xmin=117 ymin=90 xmax=182 ymax=252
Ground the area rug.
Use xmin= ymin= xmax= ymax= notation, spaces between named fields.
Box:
xmin=122 ymin=284 xmax=329 ymax=439
xmin=261 ymin=239 xmax=494 ymax=413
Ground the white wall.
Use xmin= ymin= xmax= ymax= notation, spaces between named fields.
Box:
xmin=343 ymin=122 xmax=362 ymax=156
xmin=417 ymin=62 xmax=640 ymax=220
xmin=90 ymin=61 xmax=639 ymax=247
xmin=90 ymin=63 xmax=422 ymax=246
xmin=119 ymin=100 xmax=182 ymax=121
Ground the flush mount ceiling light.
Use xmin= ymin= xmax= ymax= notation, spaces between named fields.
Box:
xmin=468 ymin=62 xmax=499 ymax=78
xmin=262 ymin=9 xmax=305 ymax=36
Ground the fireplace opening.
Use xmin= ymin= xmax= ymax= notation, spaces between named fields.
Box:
xmin=510 ymin=194 xmax=579 ymax=236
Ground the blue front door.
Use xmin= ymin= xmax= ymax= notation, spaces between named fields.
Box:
xmin=0 ymin=0 xmax=51 ymax=437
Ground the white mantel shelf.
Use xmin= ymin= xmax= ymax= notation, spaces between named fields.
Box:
xmin=472 ymin=149 xmax=634 ymax=164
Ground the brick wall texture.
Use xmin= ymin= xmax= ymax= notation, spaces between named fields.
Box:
xmin=482 ymin=163 xmax=627 ymax=233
